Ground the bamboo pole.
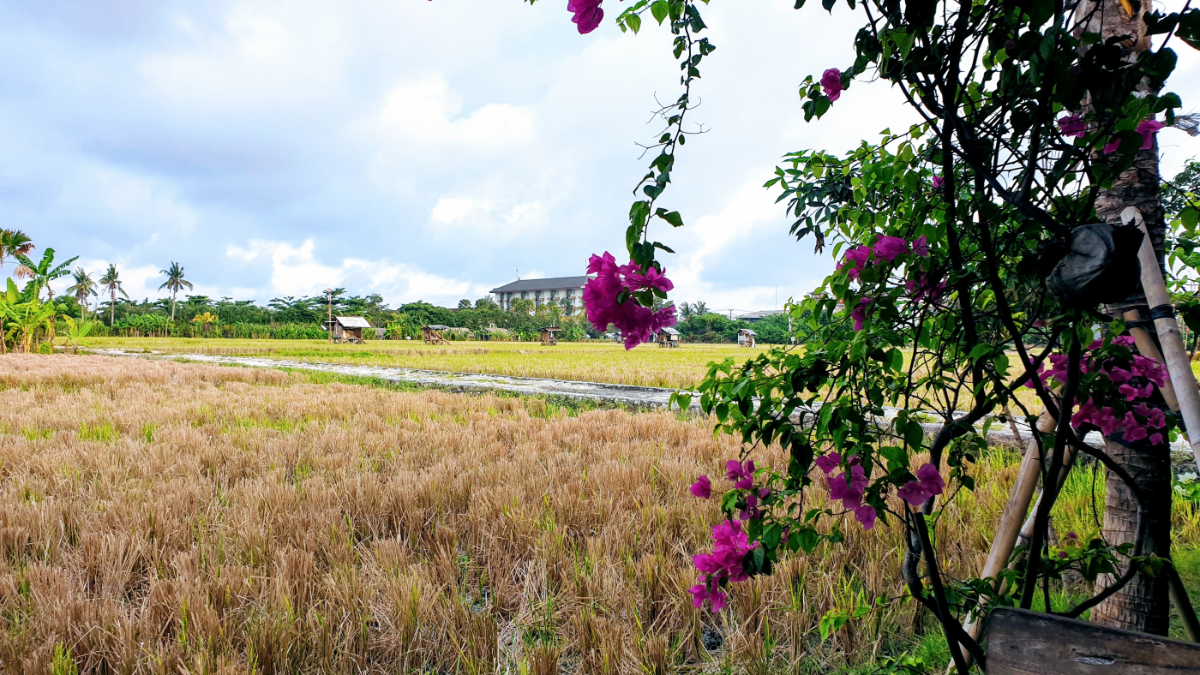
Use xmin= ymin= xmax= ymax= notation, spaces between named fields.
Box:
xmin=953 ymin=411 xmax=1056 ymax=663
xmin=1125 ymin=206 xmax=1200 ymax=474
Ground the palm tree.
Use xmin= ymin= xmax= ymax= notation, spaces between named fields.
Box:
xmin=98 ymin=264 xmax=129 ymax=327
xmin=158 ymin=262 xmax=193 ymax=322
xmin=66 ymin=268 xmax=98 ymax=319
xmin=0 ymin=229 xmax=34 ymax=276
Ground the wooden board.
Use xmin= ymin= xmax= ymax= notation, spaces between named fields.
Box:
xmin=985 ymin=607 xmax=1200 ymax=674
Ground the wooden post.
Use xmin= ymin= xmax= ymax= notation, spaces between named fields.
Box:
xmin=1125 ymin=206 xmax=1200 ymax=475
xmin=326 ymin=288 xmax=333 ymax=344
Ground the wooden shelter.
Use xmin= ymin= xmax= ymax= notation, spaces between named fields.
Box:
xmin=540 ymin=326 xmax=562 ymax=346
xmin=657 ymin=326 xmax=680 ymax=348
xmin=327 ymin=316 xmax=371 ymax=344
xmin=737 ymin=328 xmax=757 ymax=348
xmin=423 ymin=324 xmax=450 ymax=344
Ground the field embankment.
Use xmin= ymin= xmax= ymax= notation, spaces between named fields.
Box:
xmin=1 ymin=354 xmax=1198 ymax=674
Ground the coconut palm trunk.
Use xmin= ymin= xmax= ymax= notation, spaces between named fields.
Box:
xmin=1076 ymin=0 xmax=1172 ymax=634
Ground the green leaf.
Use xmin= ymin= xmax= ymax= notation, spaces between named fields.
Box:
xmin=651 ymin=0 xmax=669 ymax=24
xmin=655 ymin=209 xmax=685 ymax=227
xmin=821 ymin=0 xmax=836 ymax=12
xmin=625 ymin=13 xmax=641 ymax=33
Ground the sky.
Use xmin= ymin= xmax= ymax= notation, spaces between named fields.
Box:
xmin=5 ymin=0 xmax=1200 ymax=314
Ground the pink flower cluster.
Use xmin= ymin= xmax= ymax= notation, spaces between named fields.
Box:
xmin=905 ymin=274 xmax=946 ymax=304
xmin=896 ymin=463 xmax=945 ymax=507
xmin=821 ymin=68 xmax=844 ymax=101
xmin=1031 ymin=336 xmax=1170 ymax=445
xmin=568 ymin=0 xmax=604 ymax=34
xmin=583 ymin=252 xmax=677 ymax=350
xmin=816 ymin=453 xmax=877 ymax=530
xmin=838 ymin=234 xmax=930 ymax=280
xmin=1059 ymin=115 xmax=1163 ymax=153
xmin=689 ymin=520 xmax=756 ymax=611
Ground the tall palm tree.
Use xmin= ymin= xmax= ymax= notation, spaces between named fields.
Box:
xmin=158 ymin=261 xmax=193 ymax=322
xmin=0 ymin=229 xmax=34 ymax=277
xmin=98 ymin=264 xmax=129 ymax=327
xmin=66 ymin=268 xmax=98 ymax=319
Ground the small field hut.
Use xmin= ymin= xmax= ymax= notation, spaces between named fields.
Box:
xmin=737 ymin=328 xmax=757 ymax=348
xmin=657 ymin=326 xmax=680 ymax=348
xmin=423 ymin=325 xmax=450 ymax=344
xmin=327 ymin=316 xmax=371 ymax=343
xmin=540 ymin=326 xmax=562 ymax=346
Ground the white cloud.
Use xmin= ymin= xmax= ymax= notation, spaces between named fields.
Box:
xmin=225 ymin=238 xmax=489 ymax=304
xmin=375 ymin=75 xmax=536 ymax=150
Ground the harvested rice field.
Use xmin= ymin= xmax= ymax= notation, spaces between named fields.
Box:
xmin=86 ymin=337 xmax=771 ymax=390
xmin=2 ymin=354 xmax=1199 ymax=674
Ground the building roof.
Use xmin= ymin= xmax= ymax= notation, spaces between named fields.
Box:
xmin=424 ymin=324 xmax=451 ymax=330
xmin=660 ymin=327 xmax=681 ymax=335
xmin=540 ymin=326 xmax=563 ymax=331
xmin=739 ymin=328 xmax=757 ymax=335
xmin=335 ymin=316 xmax=372 ymax=328
xmin=490 ymin=276 xmax=590 ymax=293
xmin=737 ymin=310 xmax=784 ymax=322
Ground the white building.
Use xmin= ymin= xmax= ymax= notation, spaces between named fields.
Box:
xmin=490 ymin=276 xmax=589 ymax=313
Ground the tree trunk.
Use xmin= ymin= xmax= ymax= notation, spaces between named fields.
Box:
xmin=1078 ymin=0 xmax=1173 ymax=634
xmin=1092 ymin=436 xmax=1172 ymax=633
xmin=170 ymin=290 xmax=176 ymax=322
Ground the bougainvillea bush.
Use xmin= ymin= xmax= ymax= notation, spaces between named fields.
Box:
xmin=528 ymin=0 xmax=1200 ymax=670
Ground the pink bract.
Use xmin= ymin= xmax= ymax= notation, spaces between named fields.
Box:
xmin=690 ymin=475 xmax=712 ymax=499
xmin=821 ymin=68 xmax=844 ymax=102
xmin=873 ymin=235 xmax=908 ymax=262
xmin=851 ymin=297 xmax=872 ymax=331
xmin=1137 ymin=119 xmax=1164 ymax=150
xmin=1058 ymin=115 xmax=1087 ymax=139
xmin=911 ymin=234 xmax=930 ymax=257
xmin=568 ymin=0 xmax=604 ymax=34
xmin=815 ymin=452 xmax=842 ymax=475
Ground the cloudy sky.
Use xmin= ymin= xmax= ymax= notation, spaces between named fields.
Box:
xmin=6 ymin=1 xmax=1200 ymax=312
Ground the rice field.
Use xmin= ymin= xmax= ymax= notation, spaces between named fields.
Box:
xmin=1 ymin=354 xmax=1198 ymax=674
xmin=85 ymin=338 xmax=771 ymax=390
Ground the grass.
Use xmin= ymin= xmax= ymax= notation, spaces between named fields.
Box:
xmin=88 ymin=337 xmax=774 ymax=390
xmin=1 ymin=353 xmax=1198 ymax=674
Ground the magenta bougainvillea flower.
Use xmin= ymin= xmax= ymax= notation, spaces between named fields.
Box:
xmin=897 ymin=462 xmax=945 ymax=507
xmin=1137 ymin=119 xmax=1164 ymax=150
xmin=815 ymin=452 xmax=842 ymax=476
xmin=726 ymin=459 xmax=756 ymax=490
xmin=568 ymin=0 xmax=604 ymax=34
xmin=838 ymin=245 xmax=872 ymax=280
xmin=689 ymin=519 xmax=757 ymax=611
xmin=906 ymin=274 xmax=947 ymax=303
xmin=851 ymin=297 xmax=872 ymax=331
xmin=583 ymin=252 xmax=677 ymax=349
xmin=1102 ymin=137 xmax=1123 ymax=155
xmin=873 ymin=235 xmax=908 ymax=262
xmin=911 ymin=235 xmax=929 ymax=257
xmin=690 ymin=475 xmax=712 ymax=499
xmin=1058 ymin=115 xmax=1087 ymax=139
xmin=931 ymin=174 xmax=944 ymax=189
xmin=821 ymin=68 xmax=844 ymax=102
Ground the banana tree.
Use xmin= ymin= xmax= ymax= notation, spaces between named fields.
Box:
xmin=14 ymin=248 xmax=78 ymax=344
xmin=60 ymin=316 xmax=94 ymax=354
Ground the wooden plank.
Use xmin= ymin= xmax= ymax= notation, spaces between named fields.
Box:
xmin=985 ymin=607 xmax=1200 ymax=674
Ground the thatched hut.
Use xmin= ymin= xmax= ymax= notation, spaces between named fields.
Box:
xmin=657 ymin=326 xmax=680 ymax=348
xmin=737 ymin=328 xmax=757 ymax=348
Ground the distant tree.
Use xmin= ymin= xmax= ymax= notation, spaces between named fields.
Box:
xmin=458 ymin=299 xmax=472 ymax=309
xmin=158 ymin=262 xmax=194 ymax=322
xmin=475 ymin=297 xmax=499 ymax=310
xmin=191 ymin=311 xmax=219 ymax=334
xmin=14 ymin=248 xmax=76 ymax=303
xmin=509 ymin=298 xmax=535 ymax=316
xmin=66 ymin=268 xmax=98 ymax=319
xmin=690 ymin=301 xmax=707 ymax=316
xmin=98 ymin=264 xmax=129 ymax=327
